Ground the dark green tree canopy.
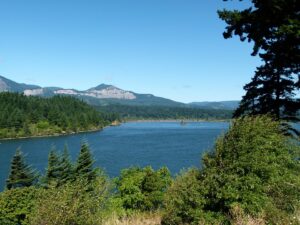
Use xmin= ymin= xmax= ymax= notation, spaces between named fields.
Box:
xmin=219 ymin=0 xmax=299 ymax=64
xmin=6 ymin=149 xmax=38 ymax=189
xmin=219 ymin=0 xmax=300 ymax=121
xmin=0 ymin=92 xmax=115 ymax=139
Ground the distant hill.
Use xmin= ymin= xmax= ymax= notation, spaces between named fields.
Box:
xmin=0 ymin=75 xmax=183 ymax=107
xmin=0 ymin=75 xmax=239 ymax=109
xmin=0 ymin=75 xmax=40 ymax=92
xmin=188 ymin=101 xmax=240 ymax=110
xmin=97 ymin=104 xmax=233 ymax=120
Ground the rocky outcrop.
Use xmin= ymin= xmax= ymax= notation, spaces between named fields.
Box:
xmin=24 ymin=88 xmax=44 ymax=96
xmin=54 ymin=86 xmax=136 ymax=99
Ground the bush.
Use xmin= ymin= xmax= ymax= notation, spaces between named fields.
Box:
xmin=36 ymin=120 xmax=50 ymax=130
xmin=162 ymin=168 xmax=213 ymax=225
xmin=0 ymin=187 xmax=38 ymax=225
xmin=115 ymin=166 xmax=172 ymax=212
xmin=162 ymin=116 xmax=300 ymax=224
xmin=30 ymin=175 xmax=112 ymax=225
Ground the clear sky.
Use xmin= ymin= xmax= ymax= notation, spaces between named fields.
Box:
xmin=0 ymin=0 xmax=261 ymax=103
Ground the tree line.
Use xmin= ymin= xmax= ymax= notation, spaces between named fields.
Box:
xmin=0 ymin=92 xmax=119 ymax=139
xmin=96 ymin=104 xmax=233 ymax=121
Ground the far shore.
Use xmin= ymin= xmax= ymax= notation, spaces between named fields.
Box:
xmin=123 ymin=119 xmax=231 ymax=123
xmin=0 ymin=122 xmax=121 ymax=141
xmin=0 ymin=119 xmax=230 ymax=141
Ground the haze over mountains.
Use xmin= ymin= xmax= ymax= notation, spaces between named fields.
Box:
xmin=0 ymin=75 xmax=239 ymax=109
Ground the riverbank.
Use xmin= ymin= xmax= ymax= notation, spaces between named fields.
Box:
xmin=0 ymin=121 xmax=121 ymax=141
xmin=123 ymin=118 xmax=231 ymax=123
xmin=0 ymin=119 xmax=230 ymax=141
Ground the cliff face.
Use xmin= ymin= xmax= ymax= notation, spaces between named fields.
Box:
xmin=0 ymin=75 xmax=183 ymax=107
xmin=53 ymin=86 xmax=136 ymax=100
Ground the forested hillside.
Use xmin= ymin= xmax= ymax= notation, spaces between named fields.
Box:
xmin=97 ymin=104 xmax=233 ymax=120
xmin=0 ymin=92 xmax=117 ymax=139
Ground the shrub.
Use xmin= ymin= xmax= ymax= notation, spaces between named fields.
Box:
xmin=162 ymin=116 xmax=300 ymax=224
xmin=0 ymin=187 xmax=37 ymax=225
xmin=30 ymin=175 xmax=112 ymax=225
xmin=115 ymin=166 xmax=172 ymax=212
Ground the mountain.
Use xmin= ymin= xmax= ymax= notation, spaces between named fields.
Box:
xmin=0 ymin=75 xmax=239 ymax=109
xmin=0 ymin=75 xmax=183 ymax=107
xmin=188 ymin=101 xmax=240 ymax=110
xmin=0 ymin=75 xmax=40 ymax=92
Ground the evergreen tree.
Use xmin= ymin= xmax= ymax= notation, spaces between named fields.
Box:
xmin=59 ymin=144 xmax=74 ymax=185
xmin=0 ymin=92 xmax=112 ymax=139
xmin=75 ymin=142 xmax=96 ymax=181
xmin=44 ymin=146 xmax=61 ymax=187
xmin=6 ymin=149 xmax=37 ymax=189
xmin=234 ymin=64 xmax=299 ymax=121
xmin=219 ymin=0 xmax=300 ymax=122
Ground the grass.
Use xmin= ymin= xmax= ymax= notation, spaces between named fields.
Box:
xmin=104 ymin=212 xmax=161 ymax=225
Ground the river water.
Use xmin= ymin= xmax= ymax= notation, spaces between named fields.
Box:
xmin=0 ymin=121 xmax=229 ymax=190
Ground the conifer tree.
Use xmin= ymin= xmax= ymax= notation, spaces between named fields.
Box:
xmin=6 ymin=149 xmax=37 ymax=189
xmin=75 ymin=141 xmax=96 ymax=181
xmin=59 ymin=144 xmax=74 ymax=185
xmin=219 ymin=0 xmax=300 ymax=122
xmin=44 ymin=146 xmax=61 ymax=187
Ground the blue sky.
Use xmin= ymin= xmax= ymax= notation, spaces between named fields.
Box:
xmin=0 ymin=0 xmax=261 ymax=103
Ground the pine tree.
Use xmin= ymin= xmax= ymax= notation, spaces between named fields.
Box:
xmin=59 ymin=144 xmax=74 ymax=185
xmin=219 ymin=0 xmax=300 ymax=122
xmin=234 ymin=64 xmax=299 ymax=121
xmin=6 ymin=149 xmax=37 ymax=189
xmin=75 ymin=141 xmax=96 ymax=181
xmin=44 ymin=146 xmax=61 ymax=187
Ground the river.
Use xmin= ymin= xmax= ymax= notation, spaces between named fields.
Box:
xmin=0 ymin=121 xmax=229 ymax=190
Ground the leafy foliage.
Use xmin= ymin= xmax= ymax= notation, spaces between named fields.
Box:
xmin=115 ymin=166 xmax=172 ymax=212
xmin=0 ymin=187 xmax=37 ymax=225
xmin=162 ymin=168 xmax=208 ymax=225
xmin=162 ymin=116 xmax=300 ymax=224
xmin=30 ymin=177 xmax=112 ymax=225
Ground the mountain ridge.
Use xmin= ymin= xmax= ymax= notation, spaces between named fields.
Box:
xmin=0 ymin=75 xmax=239 ymax=109
xmin=0 ymin=75 xmax=184 ymax=107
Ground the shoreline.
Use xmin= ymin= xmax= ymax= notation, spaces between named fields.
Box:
xmin=0 ymin=122 xmax=120 ymax=141
xmin=0 ymin=119 xmax=229 ymax=141
xmin=123 ymin=119 xmax=231 ymax=123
